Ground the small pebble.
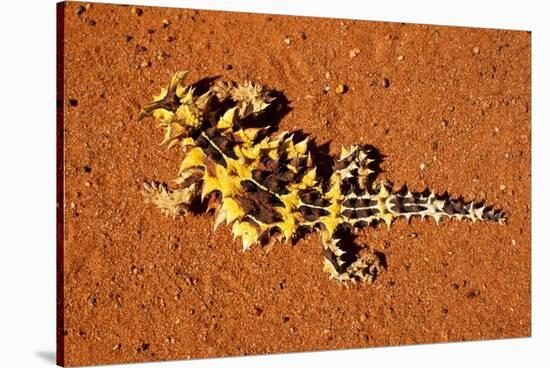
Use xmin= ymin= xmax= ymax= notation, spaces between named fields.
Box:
xmin=137 ymin=343 xmax=150 ymax=352
xmin=70 ymin=202 xmax=76 ymax=209
xmin=419 ymin=163 xmax=426 ymax=170
xmin=131 ymin=7 xmax=143 ymax=16
xmin=165 ymin=35 xmax=175 ymax=42
xmin=441 ymin=119 xmax=449 ymax=127
xmin=88 ymin=19 xmax=96 ymax=26
xmin=466 ymin=290 xmax=480 ymax=298
xmin=431 ymin=141 xmax=438 ymax=150
xmin=157 ymin=51 xmax=169 ymax=61
xmin=382 ymin=78 xmax=390 ymax=88
xmin=284 ymin=37 xmax=291 ymax=45
xmin=325 ymin=72 xmax=331 ymax=79
xmin=69 ymin=99 xmax=78 ymax=107
xmin=75 ymin=5 xmax=86 ymax=16
xmin=511 ymin=239 xmax=517 ymax=246
xmin=123 ymin=35 xmax=133 ymax=42
xmin=494 ymin=127 xmax=500 ymax=133
xmin=335 ymin=84 xmax=346 ymax=94
xmin=349 ymin=48 xmax=360 ymax=58
xmin=472 ymin=46 xmax=480 ymax=54
xmin=140 ymin=60 xmax=151 ymax=68
xmin=162 ymin=19 xmax=170 ymax=28
xmin=500 ymin=184 xmax=507 ymax=191
xmin=223 ymin=63 xmax=233 ymax=70
xmin=504 ymin=152 xmax=510 ymax=159
xmin=397 ymin=55 xmax=404 ymax=61
xmin=409 ymin=232 xmax=418 ymax=238
xmin=299 ymin=32 xmax=307 ymax=40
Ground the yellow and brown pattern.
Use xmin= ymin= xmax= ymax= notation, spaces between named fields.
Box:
xmin=139 ymin=71 xmax=506 ymax=284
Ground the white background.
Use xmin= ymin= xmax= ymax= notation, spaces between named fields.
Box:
xmin=0 ymin=0 xmax=547 ymax=367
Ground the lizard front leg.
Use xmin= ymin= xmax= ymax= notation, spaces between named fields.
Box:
xmin=142 ymin=168 xmax=203 ymax=218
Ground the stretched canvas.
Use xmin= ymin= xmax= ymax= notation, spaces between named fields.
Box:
xmin=57 ymin=2 xmax=531 ymax=366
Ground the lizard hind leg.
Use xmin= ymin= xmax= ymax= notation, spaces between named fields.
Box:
xmin=333 ymin=144 xmax=380 ymax=194
xmin=321 ymin=224 xmax=384 ymax=284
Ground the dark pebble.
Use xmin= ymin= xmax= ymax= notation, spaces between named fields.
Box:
xmin=88 ymin=19 xmax=96 ymax=26
xmin=431 ymin=141 xmax=438 ymax=150
xmin=137 ymin=343 xmax=150 ymax=352
xmin=147 ymin=29 xmax=155 ymax=34
xmin=223 ymin=63 xmax=233 ymax=70
xmin=137 ymin=45 xmax=147 ymax=52
xmin=299 ymin=32 xmax=307 ymax=40
xmin=466 ymin=290 xmax=480 ymax=298
xmin=83 ymin=165 xmax=92 ymax=173
xmin=124 ymin=35 xmax=133 ymax=42
xmin=441 ymin=119 xmax=449 ymax=127
xmin=166 ymin=35 xmax=175 ymax=42
xmin=75 ymin=5 xmax=86 ymax=16
xmin=88 ymin=296 xmax=97 ymax=307
xmin=382 ymin=78 xmax=390 ymax=88
xmin=68 ymin=99 xmax=78 ymax=107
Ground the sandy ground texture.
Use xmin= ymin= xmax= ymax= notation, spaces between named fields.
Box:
xmin=57 ymin=2 xmax=531 ymax=366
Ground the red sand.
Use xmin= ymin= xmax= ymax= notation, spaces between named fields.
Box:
xmin=58 ymin=2 xmax=531 ymax=366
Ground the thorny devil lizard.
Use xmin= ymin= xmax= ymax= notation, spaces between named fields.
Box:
xmin=138 ymin=71 xmax=506 ymax=285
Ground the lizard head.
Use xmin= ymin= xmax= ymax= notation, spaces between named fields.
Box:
xmin=138 ymin=71 xmax=212 ymax=148
xmin=138 ymin=71 xmax=275 ymax=149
